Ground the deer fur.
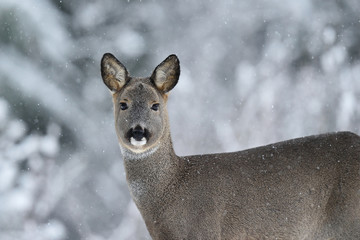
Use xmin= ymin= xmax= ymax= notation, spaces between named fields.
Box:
xmin=101 ymin=53 xmax=360 ymax=240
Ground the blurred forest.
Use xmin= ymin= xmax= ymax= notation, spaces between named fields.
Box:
xmin=0 ymin=0 xmax=359 ymax=239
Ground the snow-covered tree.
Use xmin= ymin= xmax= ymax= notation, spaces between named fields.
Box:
xmin=0 ymin=0 xmax=359 ymax=239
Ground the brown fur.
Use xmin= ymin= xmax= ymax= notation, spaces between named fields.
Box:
xmin=101 ymin=53 xmax=360 ymax=240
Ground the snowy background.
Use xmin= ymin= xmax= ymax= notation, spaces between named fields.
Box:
xmin=0 ymin=0 xmax=360 ymax=239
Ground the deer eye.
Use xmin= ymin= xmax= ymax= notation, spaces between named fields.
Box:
xmin=120 ymin=102 xmax=128 ymax=110
xmin=151 ymin=103 xmax=160 ymax=111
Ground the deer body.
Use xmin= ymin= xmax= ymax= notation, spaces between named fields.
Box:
xmin=101 ymin=53 xmax=360 ymax=240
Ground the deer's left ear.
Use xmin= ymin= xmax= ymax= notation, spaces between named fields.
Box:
xmin=151 ymin=54 xmax=180 ymax=93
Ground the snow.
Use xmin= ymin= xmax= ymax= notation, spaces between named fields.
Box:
xmin=235 ymin=62 xmax=257 ymax=97
xmin=40 ymin=135 xmax=59 ymax=157
xmin=0 ymin=98 xmax=9 ymax=128
xmin=321 ymin=45 xmax=347 ymax=73
xmin=5 ymin=120 xmax=27 ymax=142
xmin=323 ymin=27 xmax=336 ymax=45
xmin=116 ymin=29 xmax=145 ymax=58
xmin=337 ymin=91 xmax=356 ymax=128
xmin=1 ymin=0 xmax=360 ymax=239
xmin=0 ymin=161 xmax=17 ymax=192
xmin=41 ymin=220 xmax=67 ymax=240
xmin=4 ymin=189 xmax=32 ymax=212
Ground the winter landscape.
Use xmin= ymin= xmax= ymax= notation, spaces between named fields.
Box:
xmin=0 ymin=0 xmax=360 ymax=239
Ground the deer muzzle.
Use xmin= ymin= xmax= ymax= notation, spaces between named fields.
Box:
xmin=128 ymin=125 xmax=149 ymax=146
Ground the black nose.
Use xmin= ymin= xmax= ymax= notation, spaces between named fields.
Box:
xmin=131 ymin=125 xmax=145 ymax=141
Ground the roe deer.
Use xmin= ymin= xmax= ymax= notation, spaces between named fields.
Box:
xmin=101 ymin=53 xmax=360 ymax=240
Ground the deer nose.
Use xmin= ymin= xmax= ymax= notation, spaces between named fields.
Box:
xmin=131 ymin=125 xmax=145 ymax=141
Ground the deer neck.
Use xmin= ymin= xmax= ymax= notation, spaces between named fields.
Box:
xmin=121 ymin=124 xmax=181 ymax=210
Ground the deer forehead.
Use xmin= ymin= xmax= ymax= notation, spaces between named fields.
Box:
xmin=119 ymin=81 xmax=163 ymax=102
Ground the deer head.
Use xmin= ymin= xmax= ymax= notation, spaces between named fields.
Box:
xmin=101 ymin=53 xmax=180 ymax=156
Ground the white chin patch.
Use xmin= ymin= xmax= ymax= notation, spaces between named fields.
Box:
xmin=130 ymin=137 xmax=147 ymax=146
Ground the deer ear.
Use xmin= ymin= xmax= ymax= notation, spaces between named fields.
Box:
xmin=101 ymin=53 xmax=129 ymax=92
xmin=151 ymin=54 xmax=180 ymax=93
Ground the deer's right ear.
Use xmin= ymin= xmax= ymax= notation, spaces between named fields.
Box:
xmin=101 ymin=53 xmax=129 ymax=92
